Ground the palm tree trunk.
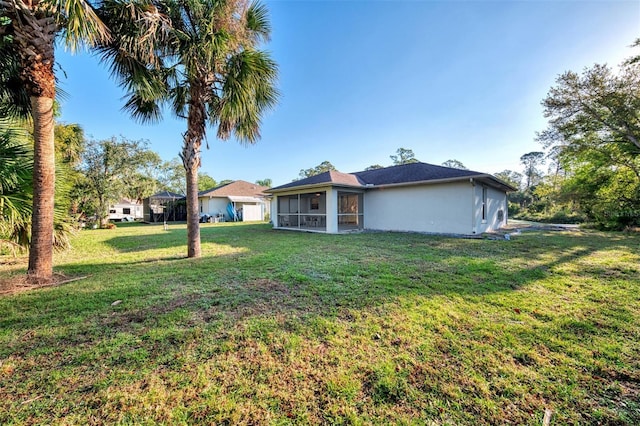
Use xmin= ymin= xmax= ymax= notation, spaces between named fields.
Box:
xmin=27 ymin=95 xmax=56 ymax=282
xmin=182 ymin=84 xmax=205 ymax=258
xmin=184 ymin=162 xmax=201 ymax=257
xmin=8 ymin=3 xmax=58 ymax=283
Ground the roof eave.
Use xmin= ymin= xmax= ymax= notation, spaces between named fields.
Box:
xmin=266 ymin=182 xmax=364 ymax=194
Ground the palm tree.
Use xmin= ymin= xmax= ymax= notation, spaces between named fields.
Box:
xmin=0 ymin=117 xmax=75 ymax=254
xmin=0 ymin=0 xmax=109 ymax=282
xmin=0 ymin=117 xmax=33 ymax=252
xmin=98 ymin=0 xmax=278 ymax=257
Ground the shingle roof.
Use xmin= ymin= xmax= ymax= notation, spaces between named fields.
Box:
xmin=270 ymin=163 xmax=501 ymax=191
xmin=198 ymin=180 xmax=269 ymax=198
xmin=353 ymin=162 xmax=482 ymax=186
xmin=267 ymin=170 xmax=365 ymax=191
xmin=148 ymin=190 xmax=184 ymax=200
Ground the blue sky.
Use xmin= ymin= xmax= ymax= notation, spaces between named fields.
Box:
xmin=56 ymin=0 xmax=640 ymax=186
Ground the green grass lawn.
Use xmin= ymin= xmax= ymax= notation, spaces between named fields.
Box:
xmin=1 ymin=222 xmax=639 ymax=424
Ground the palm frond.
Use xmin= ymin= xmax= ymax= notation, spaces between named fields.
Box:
xmin=216 ymin=48 xmax=278 ymax=143
xmin=0 ymin=31 xmax=30 ymax=119
xmin=54 ymin=0 xmax=111 ymax=50
xmin=122 ymin=91 xmax=164 ymax=124
xmin=0 ymin=117 xmax=33 ymax=250
xmin=245 ymin=1 xmax=271 ymax=43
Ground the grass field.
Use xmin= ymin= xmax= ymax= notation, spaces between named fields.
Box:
xmin=1 ymin=222 xmax=639 ymax=424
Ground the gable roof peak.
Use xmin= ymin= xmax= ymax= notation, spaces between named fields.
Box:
xmin=198 ymin=180 xmax=269 ymax=197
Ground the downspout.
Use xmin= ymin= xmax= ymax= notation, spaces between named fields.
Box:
xmin=470 ymin=178 xmax=476 ymax=234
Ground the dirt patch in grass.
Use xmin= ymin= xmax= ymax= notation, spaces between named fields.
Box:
xmin=0 ymin=273 xmax=89 ymax=296
xmin=246 ymin=278 xmax=293 ymax=294
xmin=202 ymin=279 xmax=308 ymax=321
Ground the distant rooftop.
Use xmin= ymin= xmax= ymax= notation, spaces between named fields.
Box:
xmin=198 ymin=180 xmax=269 ymax=198
xmin=147 ymin=190 xmax=184 ymax=200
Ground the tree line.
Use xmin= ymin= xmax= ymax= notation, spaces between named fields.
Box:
xmin=298 ymin=148 xmax=468 ymax=179
xmin=2 ymin=118 xmax=273 ymax=238
xmin=496 ymin=41 xmax=640 ymax=229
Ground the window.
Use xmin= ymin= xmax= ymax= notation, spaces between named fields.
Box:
xmin=310 ymin=196 xmax=320 ymax=210
xmin=482 ymin=186 xmax=487 ymax=221
xmin=338 ymin=192 xmax=364 ymax=231
xmin=123 ymin=208 xmax=131 ymax=215
xmin=109 ymin=209 xmax=116 ymax=214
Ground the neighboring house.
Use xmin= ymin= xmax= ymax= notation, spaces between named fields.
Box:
xmin=266 ymin=162 xmax=516 ymax=235
xmin=198 ymin=180 xmax=270 ymax=222
xmin=109 ymin=198 xmax=143 ymax=221
xmin=143 ymin=191 xmax=186 ymax=222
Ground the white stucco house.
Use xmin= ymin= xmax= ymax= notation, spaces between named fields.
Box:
xmin=198 ymin=180 xmax=270 ymax=222
xmin=266 ymin=162 xmax=516 ymax=235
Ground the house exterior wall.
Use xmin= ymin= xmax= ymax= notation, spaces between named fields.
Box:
xmin=270 ymin=181 xmax=509 ymax=234
xmin=199 ymin=197 xmax=266 ymax=221
xmin=472 ymin=184 xmax=508 ymax=234
xmin=199 ymin=197 xmax=229 ymax=219
xmin=236 ymin=203 xmax=263 ymax=221
xmin=363 ymin=181 xmax=474 ymax=234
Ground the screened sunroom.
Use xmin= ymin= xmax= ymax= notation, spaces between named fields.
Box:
xmin=277 ymin=192 xmax=327 ymax=231
xmin=273 ymin=189 xmax=364 ymax=233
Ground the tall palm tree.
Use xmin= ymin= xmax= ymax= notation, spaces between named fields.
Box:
xmin=0 ymin=0 xmax=109 ymax=282
xmin=98 ymin=0 xmax=278 ymax=257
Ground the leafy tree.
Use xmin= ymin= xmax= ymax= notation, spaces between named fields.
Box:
xmin=494 ymin=170 xmax=522 ymax=189
xmin=98 ymin=0 xmax=279 ymax=258
xmin=198 ymin=173 xmax=217 ymax=191
xmin=125 ymin=150 xmax=164 ymax=202
xmin=624 ymin=38 xmax=640 ymax=66
xmin=537 ymin=42 xmax=640 ymax=228
xmin=299 ymin=161 xmax=336 ymax=179
xmin=1 ymin=0 xmax=109 ymax=282
xmin=81 ymin=137 xmax=160 ymax=227
xmin=520 ymin=152 xmax=545 ymax=190
xmin=218 ymin=179 xmax=234 ymax=186
xmin=158 ymin=158 xmax=186 ymax=195
xmin=255 ymin=178 xmax=272 ymax=187
xmin=390 ymin=148 xmax=419 ymax=165
xmin=441 ymin=159 xmax=467 ymax=170
xmin=494 ymin=170 xmax=523 ymax=191
xmin=364 ymin=164 xmax=384 ymax=171
xmin=55 ymin=123 xmax=86 ymax=166
xmin=539 ymin=65 xmax=640 ymax=157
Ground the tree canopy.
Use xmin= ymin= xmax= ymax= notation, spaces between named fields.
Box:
xmin=80 ymin=137 xmax=161 ymax=226
xmin=441 ymin=159 xmax=467 ymax=170
xmin=390 ymin=148 xmax=419 ymax=165
xmin=298 ymin=161 xmax=336 ymax=179
xmin=531 ymin=40 xmax=640 ymax=228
